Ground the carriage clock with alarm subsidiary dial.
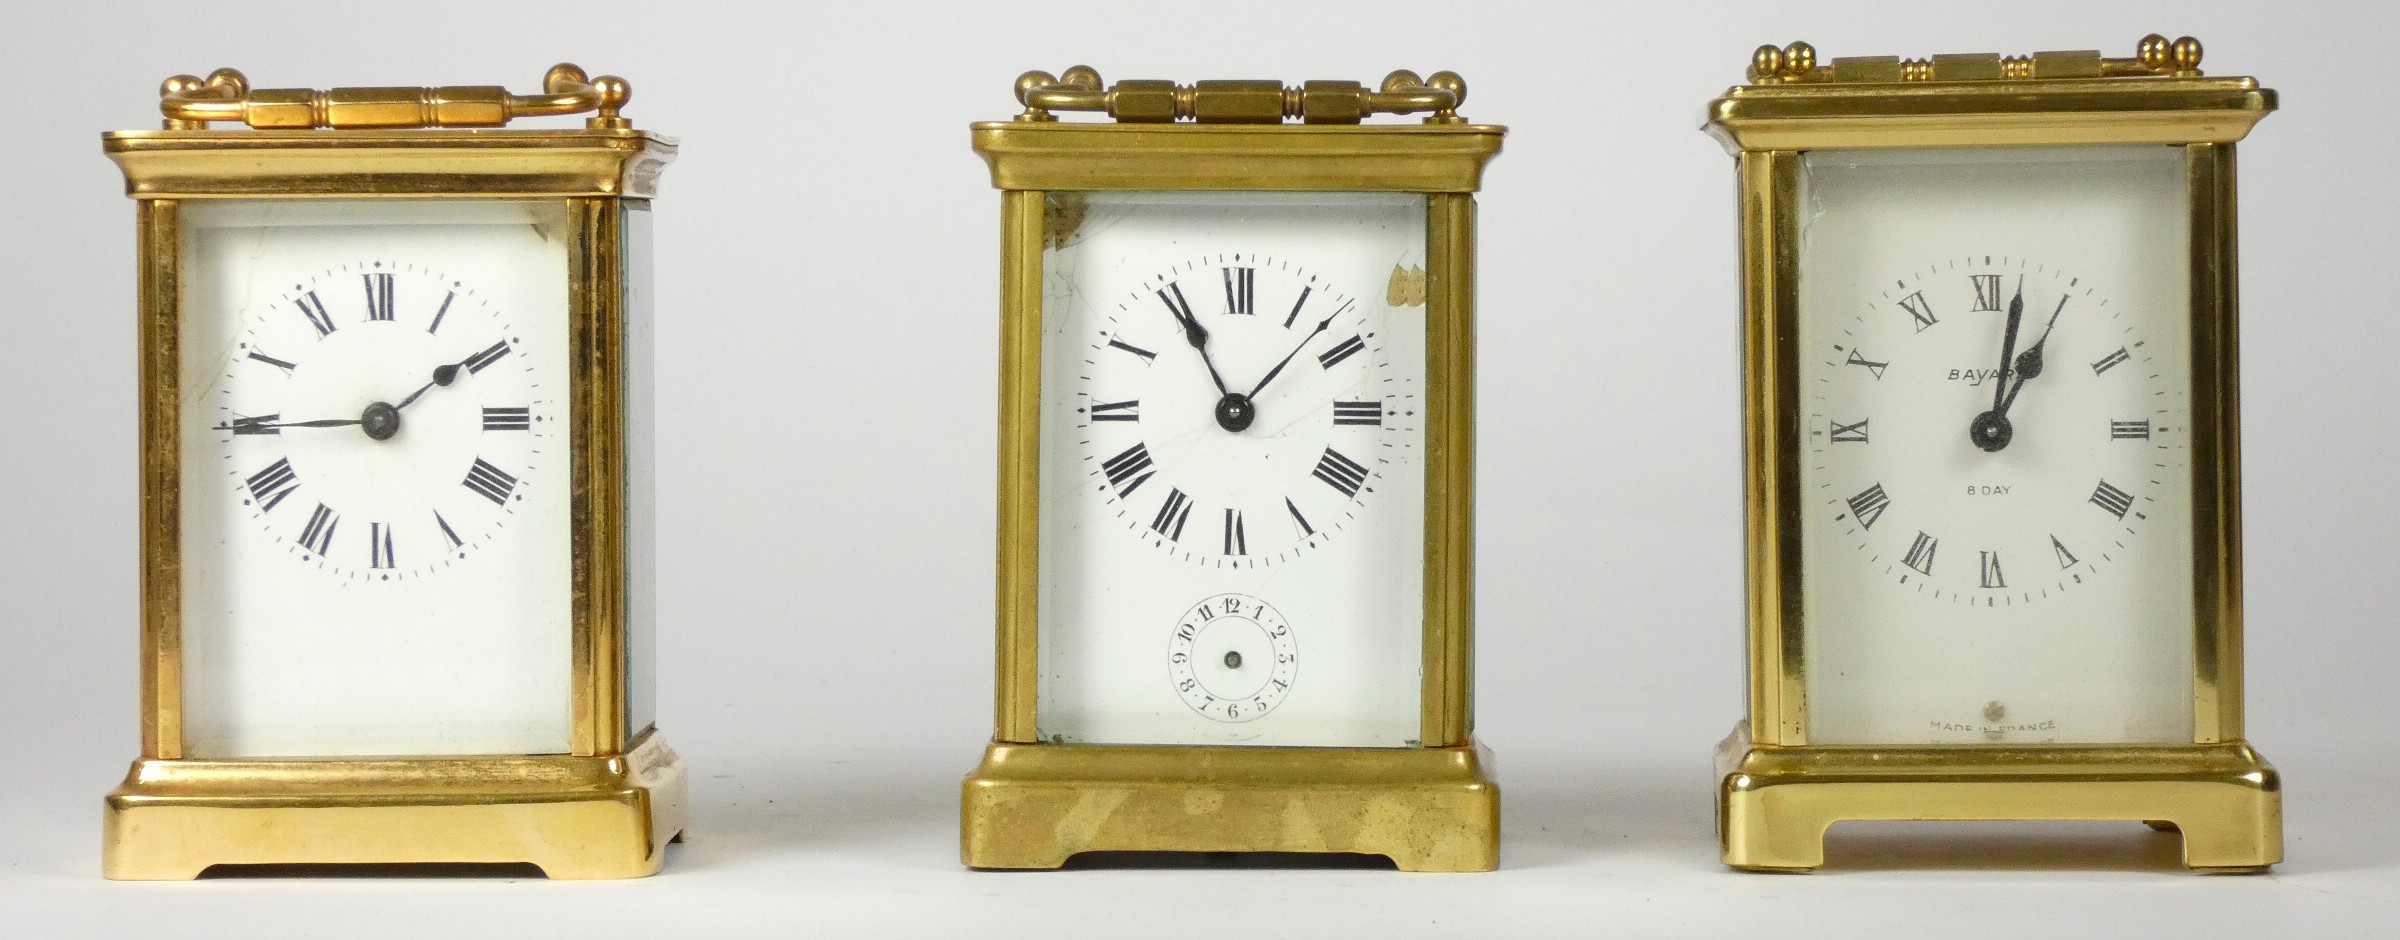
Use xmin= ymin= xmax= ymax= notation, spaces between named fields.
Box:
xmin=960 ymin=68 xmax=1504 ymax=870
xmin=100 ymin=65 xmax=683 ymax=878
xmin=1706 ymin=36 xmax=2280 ymax=871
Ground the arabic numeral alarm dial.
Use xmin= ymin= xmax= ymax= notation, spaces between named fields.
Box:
xmin=1039 ymin=192 xmax=1427 ymax=747
xmin=181 ymin=201 xmax=573 ymax=757
xmin=1797 ymin=147 xmax=2196 ymax=746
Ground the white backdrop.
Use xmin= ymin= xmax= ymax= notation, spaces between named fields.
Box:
xmin=2 ymin=1 xmax=2393 ymax=936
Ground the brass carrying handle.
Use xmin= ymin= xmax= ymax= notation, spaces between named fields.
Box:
xmin=1749 ymin=34 xmax=2206 ymax=84
xmin=1013 ymin=66 xmax=1468 ymax=124
xmin=157 ymin=63 xmax=632 ymax=130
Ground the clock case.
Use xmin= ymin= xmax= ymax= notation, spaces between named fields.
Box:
xmin=960 ymin=69 xmax=1504 ymax=871
xmin=98 ymin=66 xmax=684 ymax=879
xmin=1704 ymin=38 xmax=2280 ymax=872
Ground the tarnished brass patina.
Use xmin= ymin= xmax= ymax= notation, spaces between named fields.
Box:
xmin=963 ymin=68 xmax=1504 ymax=872
xmin=100 ymin=65 xmax=682 ymax=879
xmin=1705 ymin=36 xmax=2280 ymax=872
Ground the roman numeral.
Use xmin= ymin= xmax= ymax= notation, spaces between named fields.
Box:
xmin=228 ymin=414 xmax=280 ymax=436
xmin=1101 ymin=442 xmax=1155 ymax=496
xmin=1223 ymin=266 xmax=1254 ymax=315
xmin=1106 ymin=338 xmax=1157 ymax=362
xmin=1902 ymin=531 xmax=1938 ymax=575
xmin=1333 ymin=401 xmax=1382 ymax=426
xmin=2091 ymin=346 xmax=2131 ymax=375
xmin=369 ymin=522 xmax=396 ymax=569
xmin=1969 ymin=274 xmax=2002 ymax=312
xmin=1223 ymin=509 xmax=1247 ymax=555
xmin=435 ymin=510 xmax=464 ymax=549
xmin=1979 ymin=550 xmax=2006 ymax=588
xmin=247 ymin=350 xmax=298 ymax=373
xmin=299 ymin=503 xmax=339 ymax=557
xmin=1844 ymin=348 xmax=1888 ymax=380
xmin=1313 ymin=447 xmax=1370 ymax=498
xmin=427 ymin=291 xmax=455 ymax=334
xmin=1151 ymin=488 xmax=1193 ymax=541
xmin=1286 ymin=497 xmax=1315 ymax=537
xmin=362 ymin=272 xmax=395 ymax=321
xmin=2090 ymin=479 xmax=2135 ymax=519
xmin=295 ymin=291 xmax=336 ymax=336
xmin=1283 ymin=286 xmax=1312 ymax=328
xmin=1844 ymin=483 xmax=1890 ymax=531
xmin=461 ymin=457 xmax=519 ymax=506
xmin=1089 ymin=399 xmax=1140 ymax=422
xmin=463 ymin=340 xmax=511 ymax=374
xmin=1830 ymin=418 xmax=1869 ymax=443
xmin=1899 ymin=291 xmax=1937 ymax=331
xmin=1317 ymin=334 xmax=1366 ymax=369
xmin=482 ymin=406 xmax=531 ymax=431
xmin=245 ymin=458 xmax=300 ymax=511
xmin=1157 ymin=282 xmax=1197 ymax=323
xmin=2111 ymin=419 xmax=2152 ymax=440
xmin=2051 ymin=535 xmax=2080 ymax=569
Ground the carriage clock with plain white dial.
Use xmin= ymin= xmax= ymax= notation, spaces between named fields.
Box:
xmin=1705 ymin=36 xmax=2280 ymax=871
xmin=100 ymin=65 xmax=683 ymax=879
xmin=959 ymin=67 xmax=1503 ymax=870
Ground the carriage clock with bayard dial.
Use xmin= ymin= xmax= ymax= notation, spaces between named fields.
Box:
xmin=1706 ymin=36 xmax=2280 ymax=871
xmin=99 ymin=65 xmax=683 ymax=878
xmin=960 ymin=68 xmax=1504 ymax=870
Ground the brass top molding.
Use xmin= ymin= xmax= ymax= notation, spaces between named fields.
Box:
xmin=1013 ymin=66 xmax=1469 ymax=125
xmin=1747 ymin=34 xmax=2206 ymax=85
xmin=157 ymin=63 xmax=633 ymax=130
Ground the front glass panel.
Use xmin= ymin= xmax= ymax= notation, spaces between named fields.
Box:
xmin=1795 ymin=146 xmax=2196 ymax=745
xmin=1037 ymin=191 xmax=1427 ymax=747
xmin=178 ymin=199 xmax=574 ymax=757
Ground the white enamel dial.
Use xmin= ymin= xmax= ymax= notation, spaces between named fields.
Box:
xmin=177 ymin=200 xmax=574 ymax=758
xmin=1037 ymin=192 xmax=1428 ymax=748
xmin=1809 ymin=258 xmax=2172 ymax=603
xmin=212 ymin=262 xmax=550 ymax=579
xmin=1795 ymin=147 xmax=2199 ymax=746
xmin=1077 ymin=252 xmax=1405 ymax=568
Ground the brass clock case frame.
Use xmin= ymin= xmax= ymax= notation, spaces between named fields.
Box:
xmin=98 ymin=67 xmax=684 ymax=880
xmin=1704 ymin=39 xmax=2280 ymax=872
xmin=962 ymin=69 xmax=1504 ymax=872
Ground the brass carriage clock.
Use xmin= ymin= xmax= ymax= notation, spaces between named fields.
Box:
xmin=1706 ymin=36 xmax=2279 ymax=871
xmin=960 ymin=67 xmax=1504 ymax=870
xmin=100 ymin=65 xmax=683 ymax=879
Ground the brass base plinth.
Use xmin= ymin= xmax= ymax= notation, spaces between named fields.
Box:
xmin=103 ymin=730 xmax=687 ymax=880
xmin=960 ymin=741 xmax=1499 ymax=871
xmin=1715 ymin=723 xmax=2280 ymax=872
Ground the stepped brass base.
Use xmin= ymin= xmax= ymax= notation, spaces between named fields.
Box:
xmin=1715 ymin=723 xmax=2280 ymax=872
xmin=103 ymin=730 xmax=687 ymax=880
xmin=961 ymin=741 xmax=1499 ymax=871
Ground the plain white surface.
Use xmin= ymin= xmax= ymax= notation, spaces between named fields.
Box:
xmin=3 ymin=0 xmax=2396 ymax=936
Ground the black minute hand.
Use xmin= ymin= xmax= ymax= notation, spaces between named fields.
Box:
xmin=1990 ymin=276 xmax=2027 ymax=414
xmin=1248 ymin=313 xmax=1334 ymax=398
xmin=214 ymin=415 xmax=365 ymax=431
